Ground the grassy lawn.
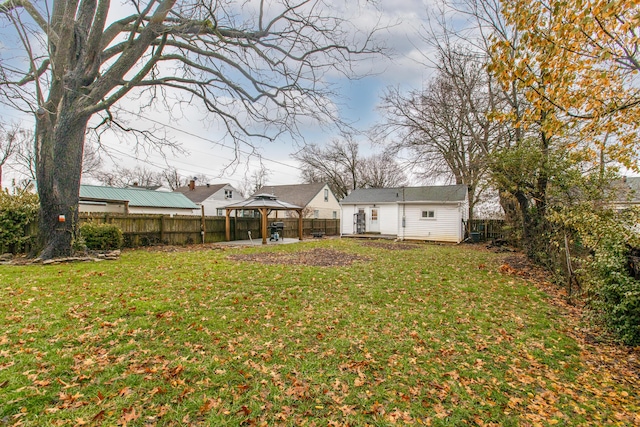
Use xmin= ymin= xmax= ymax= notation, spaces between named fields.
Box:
xmin=0 ymin=239 xmax=638 ymax=426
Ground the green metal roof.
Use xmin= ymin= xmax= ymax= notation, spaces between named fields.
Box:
xmin=80 ymin=185 xmax=198 ymax=209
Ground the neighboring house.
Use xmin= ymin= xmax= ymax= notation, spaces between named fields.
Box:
xmin=174 ymin=180 xmax=244 ymax=216
xmin=79 ymin=184 xmax=198 ymax=215
xmin=613 ymin=176 xmax=640 ymax=209
xmin=255 ymin=183 xmax=341 ymax=219
xmin=340 ymin=185 xmax=469 ymax=243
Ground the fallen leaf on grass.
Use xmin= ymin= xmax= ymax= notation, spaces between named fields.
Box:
xmin=119 ymin=407 xmax=139 ymax=425
xmin=199 ymin=397 xmax=221 ymax=414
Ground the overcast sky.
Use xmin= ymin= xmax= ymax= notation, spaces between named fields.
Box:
xmin=0 ymin=0 xmax=459 ymax=190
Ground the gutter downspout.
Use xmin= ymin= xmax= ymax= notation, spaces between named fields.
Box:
xmin=401 ymin=187 xmax=405 ymax=241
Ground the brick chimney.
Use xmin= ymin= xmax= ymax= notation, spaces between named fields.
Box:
xmin=189 ymin=179 xmax=195 ymax=191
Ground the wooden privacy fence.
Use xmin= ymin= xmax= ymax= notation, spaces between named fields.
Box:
xmin=468 ymin=219 xmax=505 ymax=241
xmin=79 ymin=214 xmax=340 ymax=247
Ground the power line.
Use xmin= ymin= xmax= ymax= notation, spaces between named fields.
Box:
xmin=114 ymin=107 xmax=303 ymax=173
xmin=1 ymin=108 xmax=304 ymax=185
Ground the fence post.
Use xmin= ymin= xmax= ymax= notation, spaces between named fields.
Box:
xmin=200 ymin=206 xmax=206 ymax=244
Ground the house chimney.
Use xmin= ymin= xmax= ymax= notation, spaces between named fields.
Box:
xmin=623 ymin=176 xmax=627 ymax=183
xmin=133 ymin=182 xmax=139 ymax=187
xmin=189 ymin=179 xmax=195 ymax=190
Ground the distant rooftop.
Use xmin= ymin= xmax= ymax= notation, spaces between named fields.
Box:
xmin=341 ymin=185 xmax=468 ymax=204
xmin=224 ymin=193 xmax=302 ymax=211
xmin=255 ymin=182 xmax=329 ymax=206
xmin=174 ymin=183 xmax=229 ymax=203
xmin=80 ymin=185 xmax=198 ymax=209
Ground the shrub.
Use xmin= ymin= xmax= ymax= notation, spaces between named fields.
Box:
xmin=586 ymin=239 xmax=640 ymax=345
xmin=80 ymin=222 xmax=124 ymax=250
xmin=552 ymin=201 xmax=640 ymax=345
xmin=0 ymin=188 xmax=39 ymax=254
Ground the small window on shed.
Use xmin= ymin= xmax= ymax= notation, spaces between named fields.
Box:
xmin=225 ymin=189 xmax=233 ymax=199
xmin=421 ymin=210 xmax=435 ymax=219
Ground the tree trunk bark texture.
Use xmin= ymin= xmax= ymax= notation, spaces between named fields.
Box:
xmin=36 ymin=105 xmax=88 ymax=259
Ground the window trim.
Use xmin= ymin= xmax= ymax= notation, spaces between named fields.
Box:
xmin=421 ymin=210 xmax=436 ymax=220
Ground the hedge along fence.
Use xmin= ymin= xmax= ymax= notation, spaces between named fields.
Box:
xmin=78 ymin=214 xmax=341 ymax=247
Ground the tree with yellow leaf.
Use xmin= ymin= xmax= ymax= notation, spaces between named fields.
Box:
xmin=491 ymin=0 xmax=640 ymax=169
xmin=488 ymin=0 xmax=640 ymax=343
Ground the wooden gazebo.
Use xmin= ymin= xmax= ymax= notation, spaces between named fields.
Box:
xmin=224 ymin=193 xmax=303 ymax=244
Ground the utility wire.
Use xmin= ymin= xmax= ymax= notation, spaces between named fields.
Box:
xmin=1 ymin=108 xmax=305 ymax=185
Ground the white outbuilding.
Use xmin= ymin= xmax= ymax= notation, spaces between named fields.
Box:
xmin=340 ymin=185 xmax=469 ymax=243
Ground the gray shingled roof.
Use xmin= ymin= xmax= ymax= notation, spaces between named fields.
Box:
xmin=174 ymin=183 xmax=228 ymax=203
xmin=340 ymin=185 xmax=468 ymax=204
xmin=255 ymin=182 xmax=327 ymax=207
xmin=624 ymin=177 xmax=640 ymax=202
xmin=80 ymin=185 xmax=198 ymax=209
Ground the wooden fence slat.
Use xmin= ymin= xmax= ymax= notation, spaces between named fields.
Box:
xmin=78 ymin=214 xmax=339 ymax=247
xmin=468 ymin=219 xmax=505 ymax=240
xmin=3 ymin=214 xmax=341 ymax=253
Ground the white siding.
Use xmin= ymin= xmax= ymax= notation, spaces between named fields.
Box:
xmin=80 ymin=202 xmax=197 ymax=215
xmin=79 ymin=202 xmax=124 ymax=214
xmin=340 ymin=204 xmax=398 ymax=235
xmin=377 ymin=204 xmax=398 ymax=235
xmin=129 ymin=207 xmax=198 ymax=215
xmin=200 ymin=185 xmax=244 ymax=216
xmin=268 ymin=184 xmax=341 ymax=219
xmin=305 ymin=185 xmax=341 ymax=219
xmin=340 ymin=205 xmax=357 ymax=234
xmin=401 ymin=204 xmax=464 ymax=243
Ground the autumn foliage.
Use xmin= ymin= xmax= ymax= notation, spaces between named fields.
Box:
xmin=0 ymin=189 xmax=38 ymax=254
xmin=484 ymin=0 xmax=640 ymax=345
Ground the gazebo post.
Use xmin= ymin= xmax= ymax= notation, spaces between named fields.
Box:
xmin=225 ymin=208 xmax=232 ymax=241
xmin=223 ymin=194 xmax=302 ymax=244
xmin=260 ymin=207 xmax=268 ymax=245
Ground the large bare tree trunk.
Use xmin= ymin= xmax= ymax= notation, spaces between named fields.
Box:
xmin=2 ymin=0 xmax=382 ymax=259
xmin=36 ymin=104 xmax=88 ymax=259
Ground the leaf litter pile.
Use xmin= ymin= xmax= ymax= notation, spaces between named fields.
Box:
xmin=228 ymin=248 xmax=370 ymax=267
xmin=358 ymin=241 xmax=422 ymax=251
xmin=0 ymin=239 xmax=638 ymax=426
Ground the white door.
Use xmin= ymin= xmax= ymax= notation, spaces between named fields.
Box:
xmin=369 ymin=207 xmax=379 ymax=232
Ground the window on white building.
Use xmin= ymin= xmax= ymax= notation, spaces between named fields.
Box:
xmin=421 ymin=210 xmax=435 ymax=219
xmin=224 ymin=189 xmax=233 ymax=199
xmin=314 ymin=210 xmax=319 ymax=219
xmin=324 ymin=189 xmax=329 ymax=202
xmin=332 ymin=211 xmax=337 ymax=219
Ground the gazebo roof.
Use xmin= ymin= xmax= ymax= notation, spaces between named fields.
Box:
xmin=224 ymin=193 xmax=302 ymax=210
